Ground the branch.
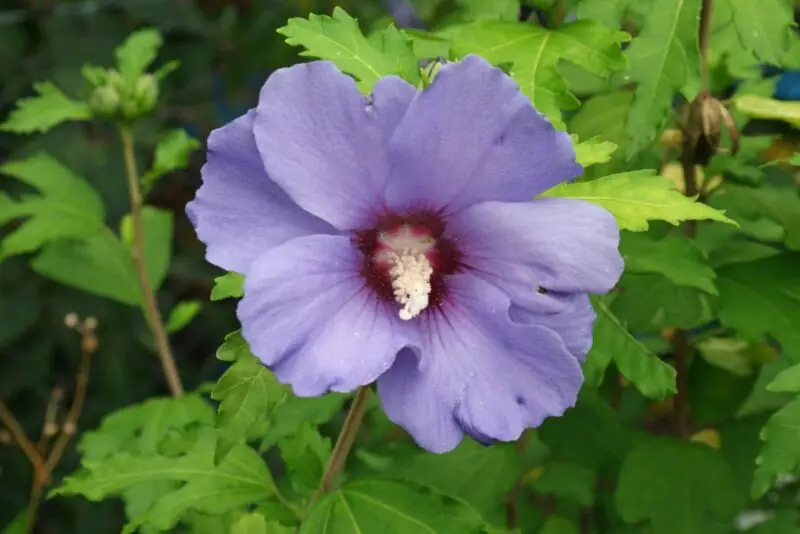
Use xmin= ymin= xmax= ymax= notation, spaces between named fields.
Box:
xmin=119 ymin=126 xmax=184 ymax=397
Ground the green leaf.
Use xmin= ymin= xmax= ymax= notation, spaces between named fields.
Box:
xmin=57 ymin=430 xmax=276 ymax=532
xmin=211 ymin=272 xmax=245 ymax=301
xmin=752 ymin=395 xmax=800 ymax=497
xmin=383 ymin=439 xmax=521 ymax=514
xmin=0 ymin=153 xmax=104 ymax=258
xmin=368 ymin=25 xmax=424 ymax=86
xmin=1 ymin=511 xmax=27 ymax=534
xmin=300 ymin=479 xmax=485 ymax=534
xmin=443 ymin=20 xmax=628 ymax=128
xmin=232 ymin=512 xmax=292 ymax=534
xmin=718 ymin=184 xmax=800 ymax=251
xmin=574 ymin=137 xmax=618 ymax=168
xmin=726 ymin=0 xmax=796 ymax=65
xmin=262 ymin=393 xmax=347 ymax=447
xmin=541 ymin=170 xmax=736 ymax=231
xmin=747 ymin=511 xmax=800 ymax=534
xmin=615 ymin=438 xmax=742 ymax=534
xmin=768 ymin=362 xmax=800 ymax=393
xmin=538 ymin=517 xmax=578 ymax=534
xmin=611 ymin=273 xmax=712 ymax=331
xmin=455 ymin=0 xmax=520 ymax=21
xmin=142 ymin=128 xmax=201 ymax=194
xmin=165 ymin=300 xmax=202 ymax=333
xmin=529 ymin=462 xmax=596 ymax=506
xmin=278 ymin=7 xmax=420 ymax=92
xmin=716 ymin=254 xmax=800 ymax=360
xmin=77 ymin=394 xmax=214 ymax=460
xmin=620 ymin=233 xmax=717 ymax=294
xmin=687 ymin=356 xmax=758 ymax=425
xmin=585 ymin=298 xmax=677 ymax=399
xmin=0 ymin=82 xmax=92 ymax=133
xmin=696 ymin=338 xmax=770 ymax=377
xmin=115 ymin=28 xmax=163 ymax=84
xmin=624 ymin=0 xmax=702 ymax=155
xmin=577 ymin=0 xmax=634 ymax=30
xmin=733 ymin=95 xmax=800 ymax=128
xmin=212 ymin=339 xmax=285 ymax=460
xmin=278 ymin=424 xmax=332 ymax=494
xmin=216 ymin=329 xmax=250 ymax=362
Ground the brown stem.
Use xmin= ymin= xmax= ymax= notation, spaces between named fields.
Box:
xmin=0 ymin=403 xmax=43 ymax=469
xmin=119 ymin=126 xmax=184 ymax=397
xmin=307 ymin=387 xmax=371 ymax=510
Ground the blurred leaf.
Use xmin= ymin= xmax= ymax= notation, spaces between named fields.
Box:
xmin=383 ymin=439 xmax=521 ymax=514
xmin=625 ymin=0 xmax=702 ymax=155
xmin=584 ymin=298 xmax=677 ymax=398
xmin=56 ymin=430 xmax=276 ymax=533
xmin=278 ymin=8 xmax=420 ymax=92
xmin=0 ymin=153 xmax=104 ymax=258
xmin=142 ymin=128 xmax=201 ymax=194
xmin=747 ymin=511 xmax=800 ymax=534
xmin=78 ymin=394 xmax=214 ymax=460
xmin=577 ymin=0 xmax=634 ymax=30
xmin=115 ymin=28 xmax=163 ymax=84
xmin=300 ymin=479 xmax=485 ymax=534
xmin=541 ymin=170 xmax=736 ymax=231
xmin=121 ymin=206 xmax=174 ymax=291
xmin=0 ymin=82 xmax=91 ymax=133
xmin=696 ymin=338 xmax=770 ymax=377
xmin=725 ymin=0 xmax=796 ymax=66
xmin=211 ymin=272 xmax=245 ymax=301
xmin=718 ymin=184 xmax=800 ymax=251
xmin=529 ymin=462 xmax=596 ymax=506
xmin=569 ymin=92 xmax=633 ymax=170
xmin=752 ymin=395 xmax=800 ymax=497
xmin=620 ymin=233 xmax=717 ymax=294
xmin=688 ymin=356 xmax=758 ymax=425
xmin=718 ymin=413 xmax=772 ymax=502
xmin=232 ymin=512 xmax=292 ymax=534
xmin=212 ymin=335 xmax=285 ymax=461
xmin=611 ymin=273 xmax=713 ymax=331
xmin=769 ymin=362 xmax=800 ymax=393
xmin=574 ymin=137 xmax=618 ymax=168
xmin=165 ymin=300 xmax=203 ymax=333
xmin=734 ymin=95 xmax=800 ymax=127
xmin=1 ymin=511 xmax=26 ymax=534
xmin=538 ymin=517 xmax=578 ymax=534
xmin=716 ymin=254 xmax=800 ymax=360
xmin=443 ymin=20 xmax=628 ymax=128
xmin=455 ymin=0 xmax=520 ymax=21
xmin=615 ymin=438 xmax=742 ymax=534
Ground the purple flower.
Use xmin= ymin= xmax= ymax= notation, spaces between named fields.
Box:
xmin=187 ymin=55 xmax=623 ymax=453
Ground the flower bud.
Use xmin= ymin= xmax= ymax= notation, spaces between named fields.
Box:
xmin=89 ymin=85 xmax=121 ymax=116
xmin=130 ymin=74 xmax=159 ymax=116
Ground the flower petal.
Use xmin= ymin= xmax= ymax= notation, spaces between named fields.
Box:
xmin=253 ymin=62 xmax=417 ymax=230
xmin=509 ymin=294 xmax=596 ymax=362
xmin=186 ymin=110 xmax=333 ymax=273
xmin=384 ymin=55 xmax=581 ymax=215
xmin=238 ymin=234 xmax=416 ymax=396
xmin=448 ymin=198 xmax=623 ymax=309
xmin=377 ymin=274 xmax=583 ymax=453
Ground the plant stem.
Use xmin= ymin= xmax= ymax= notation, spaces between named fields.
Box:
xmin=119 ymin=126 xmax=184 ymax=397
xmin=307 ymin=387 xmax=371 ymax=510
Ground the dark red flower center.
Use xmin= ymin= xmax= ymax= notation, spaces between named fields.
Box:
xmin=353 ymin=211 xmax=462 ymax=316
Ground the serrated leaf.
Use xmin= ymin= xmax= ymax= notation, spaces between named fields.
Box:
xmin=716 ymin=254 xmax=800 ymax=360
xmin=717 ymin=184 xmax=800 ymax=251
xmin=584 ymin=298 xmax=677 ymax=398
xmin=615 ymin=438 xmax=742 ymax=534
xmin=383 ymin=439 xmax=521 ymax=514
xmin=768 ymin=362 xmax=800 ymax=393
xmin=752 ymin=395 xmax=800 ymax=497
xmin=57 ymin=430 xmax=276 ymax=533
xmin=115 ymin=28 xmax=163 ymax=84
xmin=368 ymin=25 xmax=424 ymax=86
xmin=262 ymin=393 xmax=347 ymax=448
xmin=278 ymin=424 xmax=331 ymax=494
xmin=577 ymin=0 xmax=635 ymax=30
xmin=142 ymin=128 xmax=200 ymax=194
xmin=165 ymin=300 xmax=202 ymax=333
xmin=541 ymin=170 xmax=737 ymax=231
xmin=574 ymin=136 xmax=618 ymax=168
xmin=210 ymin=272 xmax=245 ymax=301
xmin=300 ymin=479 xmax=485 ymax=534
xmin=734 ymin=95 xmax=800 ymax=127
xmin=620 ymin=232 xmax=717 ymax=293
xmin=216 ymin=329 xmax=250 ymax=362
xmin=625 ymin=0 xmax=702 ymax=155
xmin=211 ymin=334 xmax=285 ymax=459
xmin=0 ymin=82 xmax=91 ymax=133
xmin=529 ymin=462 xmax=596 ymax=506
xmin=726 ymin=0 xmax=796 ymax=65
xmin=443 ymin=20 xmax=628 ymax=128
xmin=0 ymin=153 xmax=104 ymax=258
xmin=278 ymin=7 xmax=420 ymax=92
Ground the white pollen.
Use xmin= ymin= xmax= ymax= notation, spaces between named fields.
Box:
xmin=388 ymin=250 xmax=433 ymax=320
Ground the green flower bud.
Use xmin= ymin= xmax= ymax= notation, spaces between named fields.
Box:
xmin=89 ymin=85 xmax=121 ymax=116
xmin=131 ymin=74 xmax=159 ymax=115
xmin=106 ymin=70 xmax=128 ymax=96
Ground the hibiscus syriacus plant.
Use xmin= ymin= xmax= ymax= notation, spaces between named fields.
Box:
xmin=187 ymin=55 xmax=624 ymax=452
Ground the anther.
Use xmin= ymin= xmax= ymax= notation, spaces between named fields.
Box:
xmin=388 ymin=250 xmax=433 ymax=320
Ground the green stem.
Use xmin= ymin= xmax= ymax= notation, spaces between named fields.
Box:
xmin=119 ymin=125 xmax=184 ymax=397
